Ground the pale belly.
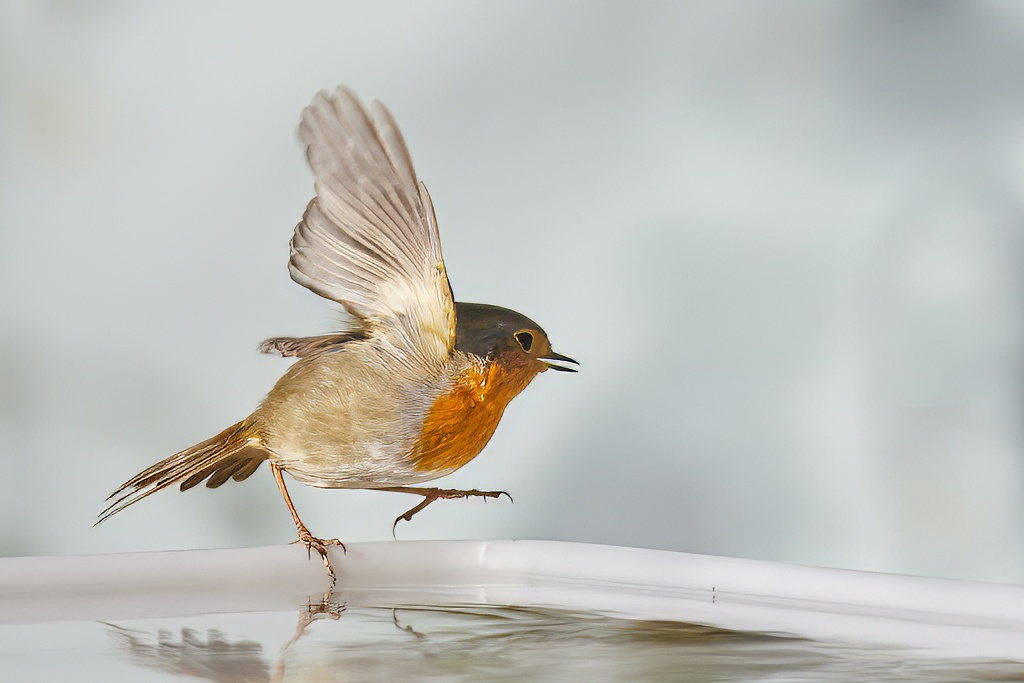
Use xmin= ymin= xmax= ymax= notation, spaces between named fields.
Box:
xmin=274 ymin=439 xmax=454 ymax=489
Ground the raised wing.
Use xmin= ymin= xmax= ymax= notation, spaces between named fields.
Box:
xmin=289 ymin=87 xmax=456 ymax=363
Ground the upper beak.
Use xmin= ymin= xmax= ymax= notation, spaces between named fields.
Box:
xmin=539 ymin=351 xmax=579 ymax=373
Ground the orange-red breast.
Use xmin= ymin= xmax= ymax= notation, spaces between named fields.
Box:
xmin=97 ymin=87 xmax=577 ymax=583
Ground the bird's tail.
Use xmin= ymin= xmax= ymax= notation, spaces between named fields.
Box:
xmin=96 ymin=417 xmax=268 ymax=525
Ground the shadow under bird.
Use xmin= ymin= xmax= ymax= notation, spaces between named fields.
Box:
xmin=97 ymin=87 xmax=577 ymax=583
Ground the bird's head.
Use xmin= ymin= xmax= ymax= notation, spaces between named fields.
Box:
xmin=454 ymin=303 xmax=578 ymax=375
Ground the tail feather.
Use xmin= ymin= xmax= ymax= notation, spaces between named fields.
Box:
xmin=205 ymin=459 xmax=247 ymax=489
xmin=193 ymin=445 xmax=266 ymax=489
xmin=96 ymin=418 xmax=268 ymax=525
xmin=230 ymin=457 xmax=265 ymax=483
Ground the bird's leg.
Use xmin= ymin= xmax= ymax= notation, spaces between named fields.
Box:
xmin=376 ymin=486 xmax=513 ymax=533
xmin=271 ymin=463 xmax=344 ymax=585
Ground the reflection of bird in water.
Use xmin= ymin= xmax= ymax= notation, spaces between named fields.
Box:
xmin=271 ymin=593 xmax=345 ymax=683
xmin=103 ymin=593 xmax=344 ymax=683
xmin=110 ymin=603 xmax=950 ymax=681
xmin=392 ymin=608 xmax=426 ymax=640
xmin=96 ymin=87 xmax=576 ymax=583
xmin=103 ymin=623 xmax=270 ymax=683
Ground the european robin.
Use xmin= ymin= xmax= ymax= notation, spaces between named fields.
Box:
xmin=97 ymin=87 xmax=577 ymax=583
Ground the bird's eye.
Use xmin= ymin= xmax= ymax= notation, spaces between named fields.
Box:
xmin=514 ymin=331 xmax=534 ymax=352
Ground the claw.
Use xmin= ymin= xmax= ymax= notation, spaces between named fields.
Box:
xmin=386 ymin=487 xmax=514 ymax=537
xmin=294 ymin=524 xmax=344 ymax=586
xmin=391 ymin=497 xmax=434 ymax=536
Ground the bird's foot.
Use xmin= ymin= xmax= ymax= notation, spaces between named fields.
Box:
xmin=388 ymin=487 xmax=513 ymax=533
xmin=291 ymin=525 xmax=345 ymax=586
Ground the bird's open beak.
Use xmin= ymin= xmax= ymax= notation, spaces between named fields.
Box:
xmin=540 ymin=351 xmax=579 ymax=373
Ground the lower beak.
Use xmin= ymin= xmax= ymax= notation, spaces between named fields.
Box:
xmin=540 ymin=351 xmax=579 ymax=373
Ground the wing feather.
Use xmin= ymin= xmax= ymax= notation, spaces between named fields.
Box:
xmin=289 ymin=87 xmax=455 ymax=360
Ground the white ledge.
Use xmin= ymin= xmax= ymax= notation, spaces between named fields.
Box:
xmin=2 ymin=540 xmax=1023 ymax=660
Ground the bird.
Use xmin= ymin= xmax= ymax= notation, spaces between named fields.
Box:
xmin=97 ymin=86 xmax=577 ymax=584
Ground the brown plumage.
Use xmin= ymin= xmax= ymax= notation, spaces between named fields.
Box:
xmin=98 ymin=88 xmax=576 ymax=584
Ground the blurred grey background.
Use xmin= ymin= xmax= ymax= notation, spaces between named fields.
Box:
xmin=2 ymin=1 xmax=1024 ymax=584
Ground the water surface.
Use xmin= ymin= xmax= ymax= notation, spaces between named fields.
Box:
xmin=4 ymin=598 xmax=1021 ymax=681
